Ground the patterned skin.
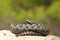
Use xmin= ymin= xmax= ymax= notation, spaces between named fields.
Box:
xmin=10 ymin=20 xmax=49 ymax=36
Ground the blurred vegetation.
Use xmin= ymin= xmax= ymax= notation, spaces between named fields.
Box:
xmin=0 ymin=0 xmax=60 ymax=25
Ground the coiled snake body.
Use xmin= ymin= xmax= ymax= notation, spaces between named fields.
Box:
xmin=10 ymin=20 xmax=49 ymax=36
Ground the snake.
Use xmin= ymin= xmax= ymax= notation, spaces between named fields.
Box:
xmin=10 ymin=20 xmax=49 ymax=36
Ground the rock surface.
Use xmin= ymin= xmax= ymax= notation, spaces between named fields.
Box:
xmin=0 ymin=30 xmax=60 ymax=40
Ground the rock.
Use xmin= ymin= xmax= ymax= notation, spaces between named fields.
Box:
xmin=17 ymin=35 xmax=60 ymax=40
xmin=0 ymin=30 xmax=60 ymax=40
xmin=0 ymin=30 xmax=17 ymax=40
xmin=46 ymin=35 xmax=60 ymax=40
